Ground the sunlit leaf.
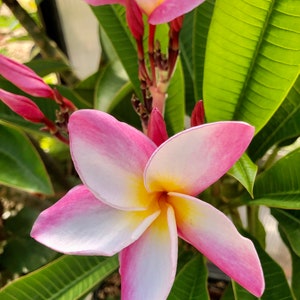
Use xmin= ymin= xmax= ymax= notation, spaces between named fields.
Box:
xmin=204 ymin=0 xmax=300 ymax=133
xmin=227 ymin=153 xmax=258 ymax=197
xmin=0 ymin=255 xmax=119 ymax=300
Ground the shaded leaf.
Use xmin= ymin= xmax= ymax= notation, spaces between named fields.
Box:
xmin=246 ymin=148 xmax=300 ymax=209
xmin=94 ymin=60 xmax=132 ymax=112
xmin=168 ymin=254 xmax=209 ymax=300
xmin=25 ymin=59 xmax=70 ymax=77
xmin=249 ymin=75 xmax=300 ymax=160
xmin=271 ymin=209 xmax=300 ymax=256
xmin=279 ymin=226 xmax=300 ymax=300
xmin=0 ymin=124 xmax=53 ymax=194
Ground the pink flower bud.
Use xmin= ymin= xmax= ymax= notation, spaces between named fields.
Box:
xmin=148 ymin=107 xmax=168 ymax=146
xmin=0 ymin=54 xmax=54 ymax=99
xmin=0 ymin=88 xmax=46 ymax=123
xmin=191 ymin=100 xmax=205 ymax=126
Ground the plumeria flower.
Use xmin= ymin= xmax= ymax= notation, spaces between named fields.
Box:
xmin=31 ymin=109 xmax=264 ymax=300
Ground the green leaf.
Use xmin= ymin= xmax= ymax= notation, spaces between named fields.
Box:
xmin=0 ymin=124 xmax=53 ymax=194
xmin=164 ymin=59 xmax=185 ymax=135
xmin=91 ymin=5 xmax=140 ymax=96
xmin=271 ymin=209 xmax=300 ymax=256
xmin=168 ymin=254 xmax=209 ymax=300
xmin=94 ymin=61 xmax=132 ymax=112
xmin=193 ymin=0 xmax=215 ymax=102
xmin=246 ymin=148 xmax=300 ymax=209
xmin=249 ymin=75 xmax=300 ymax=160
xmin=227 ymin=153 xmax=258 ymax=197
xmin=203 ymin=0 xmax=300 ymax=133
xmin=25 ymin=59 xmax=70 ymax=77
xmin=180 ymin=10 xmax=196 ymax=114
xmin=0 ymin=255 xmax=119 ymax=300
xmin=279 ymin=226 xmax=300 ymax=300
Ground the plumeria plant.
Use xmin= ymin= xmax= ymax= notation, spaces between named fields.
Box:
xmin=0 ymin=0 xmax=300 ymax=300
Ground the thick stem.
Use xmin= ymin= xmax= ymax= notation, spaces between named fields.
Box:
xmin=2 ymin=0 xmax=80 ymax=86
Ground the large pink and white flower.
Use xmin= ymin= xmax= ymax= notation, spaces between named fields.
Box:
xmin=31 ymin=109 xmax=264 ymax=300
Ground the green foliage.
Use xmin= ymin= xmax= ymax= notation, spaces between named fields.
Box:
xmin=168 ymin=254 xmax=209 ymax=300
xmin=0 ymin=124 xmax=53 ymax=194
xmin=203 ymin=0 xmax=300 ymax=134
xmin=0 ymin=255 xmax=119 ymax=300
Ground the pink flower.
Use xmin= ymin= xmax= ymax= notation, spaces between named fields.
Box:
xmin=31 ymin=109 xmax=264 ymax=299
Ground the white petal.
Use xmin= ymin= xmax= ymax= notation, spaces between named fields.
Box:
xmin=119 ymin=202 xmax=177 ymax=300
xmin=69 ymin=110 xmax=157 ymax=210
xmin=31 ymin=185 xmax=160 ymax=255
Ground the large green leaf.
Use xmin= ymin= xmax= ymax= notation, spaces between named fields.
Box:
xmin=203 ymin=0 xmax=300 ymax=133
xmin=249 ymin=75 xmax=300 ymax=161
xmin=91 ymin=5 xmax=140 ymax=96
xmin=0 ymin=255 xmax=119 ymax=300
xmin=0 ymin=124 xmax=53 ymax=194
xmin=271 ymin=209 xmax=300 ymax=256
xmin=246 ymin=147 xmax=300 ymax=209
xmin=193 ymin=0 xmax=215 ymax=102
xmin=179 ymin=1 xmax=215 ymax=114
xmin=168 ymin=254 xmax=209 ymax=300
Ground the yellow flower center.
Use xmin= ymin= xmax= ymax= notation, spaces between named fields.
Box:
xmin=135 ymin=0 xmax=165 ymax=15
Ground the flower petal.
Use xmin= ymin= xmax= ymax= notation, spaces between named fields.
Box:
xmin=31 ymin=185 xmax=160 ymax=255
xmin=149 ymin=0 xmax=206 ymax=24
xmin=168 ymin=192 xmax=265 ymax=297
xmin=144 ymin=121 xmax=254 ymax=195
xmin=69 ymin=109 xmax=157 ymax=210
xmin=0 ymin=88 xmax=45 ymax=123
xmin=0 ymin=54 xmax=54 ymax=99
xmin=120 ymin=202 xmax=177 ymax=300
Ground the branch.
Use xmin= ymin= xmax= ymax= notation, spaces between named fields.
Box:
xmin=2 ymin=0 xmax=80 ymax=86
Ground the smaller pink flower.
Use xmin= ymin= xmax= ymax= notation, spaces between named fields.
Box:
xmin=31 ymin=109 xmax=264 ymax=300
